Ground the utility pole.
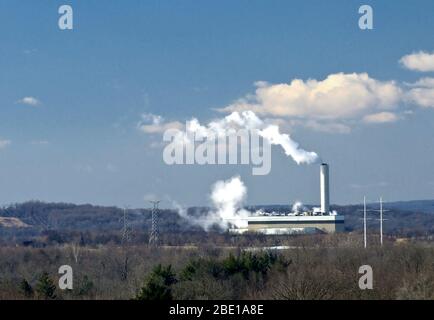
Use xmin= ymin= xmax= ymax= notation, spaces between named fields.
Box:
xmin=149 ymin=200 xmax=161 ymax=246
xmin=380 ymin=197 xmax=383 ymax=246
xmin=358 ymin=196 xmax=372 ymax=249
xmin=359 ymin=196 xmax=388 ymax=248
xmin=372 ymin=197 xmax=388 ymax=247
xmin=364 ymin=196 xmax=367 ymax=249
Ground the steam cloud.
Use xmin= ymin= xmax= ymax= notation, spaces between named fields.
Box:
xmin=258 ymin=124 xmax=318 ymax=164
xmin=173 ymin=110 xmax=318 ymax=165
xmin=175 ymin=176 xmax=250 ymax=230
xmin=208 ymin=176 xmax=250 ymax=229
xmin=172 ymin=111 xmax=319 ymax=230
xmin=291 ymin=201 xmax=307 ymax=214
xmin=175 ymin=175 xmax=338 ymax=230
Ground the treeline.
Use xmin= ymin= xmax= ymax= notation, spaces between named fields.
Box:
xmin=1 ymin=201 xmax=434 ymax=246
xmin=0 ymin=241 xmax=433 ymax=300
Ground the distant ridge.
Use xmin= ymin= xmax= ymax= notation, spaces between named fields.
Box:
xmin=247 ymin=200 xmax=434 ymax=215
xmin=384 ymin=200 xmax=434 ymax=215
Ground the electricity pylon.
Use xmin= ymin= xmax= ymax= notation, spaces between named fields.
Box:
xmin=148 ymin=200 xmax=161 ymax=246
xmin=121 ymin=206 xmax=132 ymax=244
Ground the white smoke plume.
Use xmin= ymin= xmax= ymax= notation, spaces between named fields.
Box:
xmin=291 ymin=201 xmax=306 ymax=214
xmin=259 ymin=125 xmax=318 ymax=164
xmin=174 ymin=176 xmax=251 ymax=231
xmin=172 ymin=110 xmax=318 ymax=165
xmin=170 ymin=111 xmax=319 ymax=229
xmin=209 ymin=176 xmax=250 ymax=229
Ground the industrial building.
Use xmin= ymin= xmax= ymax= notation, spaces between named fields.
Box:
xmin=234 ymin=163 xmax=345 ymax=234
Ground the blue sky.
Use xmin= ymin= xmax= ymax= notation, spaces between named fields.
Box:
xmin=1 ymin=0 xmax=434 ymax=208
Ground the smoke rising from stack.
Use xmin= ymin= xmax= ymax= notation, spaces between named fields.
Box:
xmin=171 ymin=111 xmax=320 ymax=230
xmin=169 ymin=110 xmax=318 ymax=165
xmin=258 ymin=124 xmax=318 ymax=164
xmin=175 ymin=162 xmax=339 ymax=231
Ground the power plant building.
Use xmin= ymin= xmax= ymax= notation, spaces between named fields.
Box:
xmin=234 ymin=163 xmax=345 ymax=234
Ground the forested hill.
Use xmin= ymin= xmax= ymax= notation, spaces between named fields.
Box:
xmin=385 ymin=200 xmax=434 ymax=215
xmin=0 ymin=200 xmax=433 ymax=242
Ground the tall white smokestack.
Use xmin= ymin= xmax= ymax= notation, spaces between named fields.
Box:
xmin=320 ymin=163 xmax=330 ymax=214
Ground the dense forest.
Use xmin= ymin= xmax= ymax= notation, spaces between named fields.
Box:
xmin=0 ymin=239 xmax=433 ymax=300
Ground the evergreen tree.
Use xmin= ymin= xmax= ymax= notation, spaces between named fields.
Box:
xmin=135 ymin=264 xmax=177 ymax=300
xmin=19 ymin=278 xmax=34 ymax=298
xmin=35 ymin=272 xmax=56 ymax=300
xmin=78 ymin=275 xmax=94 ymax=296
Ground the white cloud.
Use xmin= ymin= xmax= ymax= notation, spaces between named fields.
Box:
xmin=400 ymin=51 xmax=434 ymax=72
xmin=23 ymin=48 xmax=38 ymax=55
xmin=406 ymin=77 xmax=434 ymax=108
xmin=163 ymin=110 xmax=318 ymax=165
xmin=363 ymin=112 xmax=399 ymax=124
xmin=302 ymin=120 xmax=351 ymax=134
xmin=17 ymin=96 xmax=41 ymax=106
xmin=218 ymin=73 xmax=402 ymax=124
xmin=139 ymin=67 xmax=434 ymax=136
xmin=137 ymin=113 xmax=183 ymax=133
xmin=0 ymin=139 xmax=11 ymax=149
xmin=144 ymin=193 xmax=160 ymax=202
xmin=31 ymin=140 xmax=49 ymax=145
xmin=76 ymin=164 xmax=93 ymax=174
xmin=408 ymin=77 xmax=434 ymax=87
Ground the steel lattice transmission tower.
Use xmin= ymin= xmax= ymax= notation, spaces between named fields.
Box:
xmin=148 ymin=200 xmax=161 ymax=246
xmin=121 ymin=206 xmax=132 ymax=245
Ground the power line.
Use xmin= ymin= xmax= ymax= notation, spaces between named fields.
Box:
xmin=357 ymin=197 xmax=370 ymax=248
xmin=358 ymin=196 xmax=389 ymax=248
xmin=369 ymin=197 xmax=389 ymax=247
